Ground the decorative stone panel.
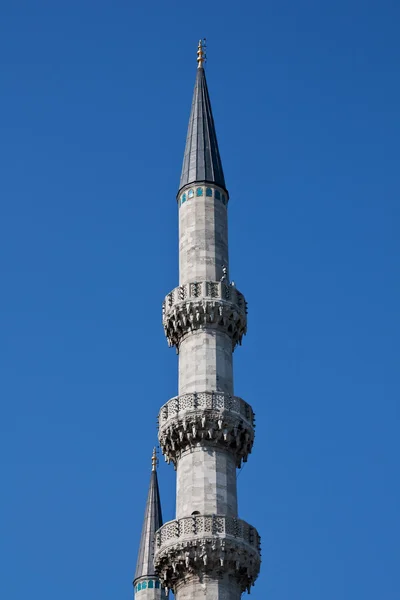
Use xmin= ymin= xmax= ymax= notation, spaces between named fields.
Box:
xmin=162 ymin=281 xmax=247 ymax=351
xmin=154 ymin=515 xmax=261 ymax=594
xmin=158 ymin=391 xmax=255 ymax=468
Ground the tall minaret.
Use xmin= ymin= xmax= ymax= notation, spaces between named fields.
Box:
xmin=155 ymin=41 xmax=261 ymax=599
xmin=133 ymin=449 xmax=164 ymax=599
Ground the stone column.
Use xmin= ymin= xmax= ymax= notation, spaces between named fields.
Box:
xmin=175 ymin=575 xmax=242 ymax=600
xmin=178 ymin=185 xmax=229 ymax=286
xmin=156 ymin=183 xmax=260 ymax=597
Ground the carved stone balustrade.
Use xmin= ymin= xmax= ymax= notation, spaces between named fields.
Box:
xmin=154 ymin=514 xmax=261 ymax=594
xmin=162 ymin=281 xmax=247 ymax=351
xmin=158 ymin=391 xmax=255 ymax=468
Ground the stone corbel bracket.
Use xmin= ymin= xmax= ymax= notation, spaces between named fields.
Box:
xmin=162 ymin=281 xmax=247 ymax=352
xmin=158 ymin=391 xmax=255 ymax=468
xmin=154 ymin=515 xmax=261 ymax=594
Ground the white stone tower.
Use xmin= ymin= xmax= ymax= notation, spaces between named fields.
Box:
xmin=153 ymin=41 xmax=261 ymax=599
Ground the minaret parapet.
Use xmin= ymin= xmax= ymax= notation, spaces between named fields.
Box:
xmin=158 ymin=391 xmax=255 ymax=468
xmin=154 ymin=514 xmax=261 ymax=595
xmin=162 ymin=280 xmax=247 ymax=352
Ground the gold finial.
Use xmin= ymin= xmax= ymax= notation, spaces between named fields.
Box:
xmin=152 ymin=447 xmax=157 ymax=472
xmin=197 ymin=39 xmax=206 ymax=69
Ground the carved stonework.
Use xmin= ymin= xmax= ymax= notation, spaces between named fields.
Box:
xmin=154 ymin=515 xmax=261 ymax=594
xmin=162 ymin=281 xmax=247 ymax=351
xmin=158 ymin=391 xmax=255 ymax=468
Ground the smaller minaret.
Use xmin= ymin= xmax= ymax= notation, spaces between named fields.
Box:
xmin=133 ymin=449 xmax=164 ymax=599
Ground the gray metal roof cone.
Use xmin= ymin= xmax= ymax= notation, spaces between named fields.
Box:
xmin=179 ymin=63 xmax=226 ymax=194
xmin=134 ymin=450 xmax=163 ymax=583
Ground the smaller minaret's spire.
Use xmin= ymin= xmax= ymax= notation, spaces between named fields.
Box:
xmin=133 ymin=449 xmax=163 ymax=597
xmin=197 ymin=39 xmax=205 ymax=69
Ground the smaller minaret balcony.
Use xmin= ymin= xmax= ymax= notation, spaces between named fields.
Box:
xmin=162 ymin=281 xmax=247 ymax=352
xmin=158 ymin=391 xmax=255 ymax=468
xmin=154 ymin=514 xmax=261 ymax=595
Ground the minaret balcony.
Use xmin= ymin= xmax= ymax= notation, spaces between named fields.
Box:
xmin=162 ymin=281 xmax=247 ymax=352
xmin=158 ymin=391 xmax=255 ymax=468
xmin=154 ymin=514 xmax=261 ymax=595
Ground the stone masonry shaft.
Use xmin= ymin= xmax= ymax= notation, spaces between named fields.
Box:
xmin=154 ymin=60 xmax=260 ymax=599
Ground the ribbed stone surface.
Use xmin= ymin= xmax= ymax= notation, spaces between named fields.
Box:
xmin=178 ymin=330 xmax=233 ymax=395
xmin=174 ymin=576 xmax=241 ymax=600
xmin=179 ymin=189 xmax=229 ymax=285
xmin=176 ymin=448 xmax=238 ymax=518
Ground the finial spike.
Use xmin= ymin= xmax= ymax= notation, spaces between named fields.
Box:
xmin=197 ymin=38 xmax=206 ymax=69
xmin=152 ymin=447 xmax=157 ymax=471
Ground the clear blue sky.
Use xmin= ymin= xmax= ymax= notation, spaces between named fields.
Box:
xmin=0 ymin=1 xmax=399 ymax=599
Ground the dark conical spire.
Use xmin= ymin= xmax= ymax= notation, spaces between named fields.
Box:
xmin=179 ymin=40 xmax=226 ymax=194
xmin=134 ymin=449 xmax=163 ymax=583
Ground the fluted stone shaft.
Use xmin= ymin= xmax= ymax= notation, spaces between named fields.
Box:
xmin=176 ymin=446 xmax=238 ymax=519
xmin=178 ymin=329 xmax=233 ymax=395
xmin=179 ymin=185 xmax=229 ymax=286
xmin=175 ymin=576 xmax=241 ymax=600
xmin=176 ymin=185 xmax=237 ymax=525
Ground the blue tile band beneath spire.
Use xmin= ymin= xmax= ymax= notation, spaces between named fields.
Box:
xmin=178 ymin=185 xmax=228 ymax=208
xmin=135 ymin=579 xmax=161 ymax=593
